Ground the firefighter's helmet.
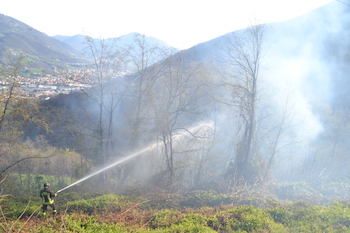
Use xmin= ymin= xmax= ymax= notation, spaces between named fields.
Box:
xmin=44 ymin=182 xmax=50 ymax=188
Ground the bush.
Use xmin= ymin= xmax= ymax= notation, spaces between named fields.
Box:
xmin=1 ymin=196 xmax=42 ymax=218
xmin=153 ymin=223 xmax=216 ymax=233
xmin=67 ymin=194 xmax=129 ymax=214
xmin=148 ymin=210 xmax=215 ymax=232
xmin=268 ymin=201 xmax=350 ymax=232
xmin=29 ymin=215 xmax=128 ymax=232
xmin=62 ymin=215 xmax=127 ymax=232
xmin=149 ymin=209 xmax=182 ymax=228
xmin=181 ymin=190 xmax=232 ymax=207
xmin=170 ymin=213 xmax=216 ymax=233
xmin=5 ymin=192 xmax=350 ymax=232
xmin=208 ymin=205 xmax=286 ymax=232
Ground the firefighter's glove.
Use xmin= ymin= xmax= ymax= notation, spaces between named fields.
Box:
xmin=55 ymin=192 xmax=58 ymax=197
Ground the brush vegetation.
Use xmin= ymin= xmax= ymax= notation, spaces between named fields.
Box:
xmin=2 ymin=190 xmax=350 ymax=232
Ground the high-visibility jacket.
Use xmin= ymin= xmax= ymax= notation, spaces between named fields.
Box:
xmin=40 ymin=188 xmax=56 ymax=205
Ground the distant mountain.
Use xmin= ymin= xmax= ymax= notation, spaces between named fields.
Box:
xmin=53 ymin=32 xmax=177 ymax=54
xmin=0 ymin=14 xmax=87 ymax=73
xmin=53 ymin=32 xmax=179 ymax=72
xmin=53 ymin=34 xmax=87 ymax=52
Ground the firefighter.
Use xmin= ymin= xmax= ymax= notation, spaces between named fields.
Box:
xmin=39 ymin=182 xmax=57 ymax=216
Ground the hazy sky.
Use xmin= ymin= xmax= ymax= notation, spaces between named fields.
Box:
xmin=2 ymin=0 xmax=333 ymax=49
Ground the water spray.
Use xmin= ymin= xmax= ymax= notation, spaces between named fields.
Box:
xmin=56 ymin=122 xmax=213 ymax=193
xmin=56 ymin=145 xmax=156 ymax=193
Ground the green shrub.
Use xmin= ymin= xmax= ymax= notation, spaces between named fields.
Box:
xmin=67 ymin=194 xmax=129 ymax=214
xmin=323 ymin=202 xmax=350 ymax=229
xmin=176 ymin=212 xmax=207 ymax=225
xmin=67 ymin=199 xmax=93 ymax=214
xmin=58 ymin=192 xmax=81 ymax=202
xmin=63 ymin=215 xmax=127 ymax=232
xmin=3 ymin=173 xmax=72 ymax=196
xmin=268 ymin=201 xmax=350 ymax=232
xmin=1 ymin=196 xmax=42 ymax=218
xmin=268 ymin=206 xmax=293 ymax=225
xmin=148 ymin=211 xmax=215 ymax=232
xmin=181 ymin=190 xmax=232 ymax=207
xmin=153 ymin=223 xmax=216 ymax=233
xmin=208 ymin=205 xmax=286 ymax=232
xmin=149 ymin=209 xmax=182 ymax=228
xmin=171 ymin=213 xmax=216 ymax=233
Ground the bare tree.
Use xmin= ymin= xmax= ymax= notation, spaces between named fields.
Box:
xmin=115 ymin=34 xmax=169 ymax=186
xmin=83 ymin=36 xmax=127 ymax=183
xmin=124 ymin=34 xmax=169 ymax=147
xmin=0 ymin=55 xmax=24 ymax=131
xmin=221 ymin=23 xmax=267 ymax=182
xmin=151 ymin=52 xmax=213 ymax=186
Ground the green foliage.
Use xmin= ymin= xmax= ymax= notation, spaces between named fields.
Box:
xmin=67 ymin=194 xmax=130 ymax=214
xmin=28 ymin=68 xmax=42 ymax=74
xmin=61 ymin=215 xmax=127 ymax=232
xmin=3 ymin=173 xmax=71 ymax=195
xmin=181 ymin=190 xmax=232 ymax=207
xmin=5 ymin=191 xmax=350 ymax=232
xmin=168 ymin=213 xmax=216 ymax=233
xmin=24 ymin=215 xmax=128 ymax=233
xmin=0 ymin=196 xmax=41 ymax=218
xmin=67 ymin=199 xmax=92 ymax=214
xmin=1 ymin=145 xmax=89 ymax=195
xmin=149 ymin=209 xmax=182 ymax=228
xmin=58 ymin=192 xmax=81 ymax=202
xmin=150 ymin=223 xmax=216 ymax=233
xmin=268 ymin=201 xmax=350 ymax=232
xmin=208 ymin=205 xmax=286 ymax=232
xmin=148 ymin=210 xmax=215 ymax=232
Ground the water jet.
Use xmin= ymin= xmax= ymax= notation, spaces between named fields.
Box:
xmin=56 ymin=122 xmax=213 ymax=193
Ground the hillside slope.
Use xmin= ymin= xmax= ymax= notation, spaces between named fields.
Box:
xmin=0 ymin=14 xmax=86 ymax=72
xmin=179 ymin=0 xmax=349 ymax=109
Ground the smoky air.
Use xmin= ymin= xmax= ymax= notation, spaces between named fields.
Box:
xmin=1 ymin=1 xmax=350 ymax=205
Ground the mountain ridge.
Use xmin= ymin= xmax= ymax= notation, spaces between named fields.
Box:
xmin=0 ymin=13 xmax=86 ymax=73
xmin=53 ymin=32 xmax=178 ymax=54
